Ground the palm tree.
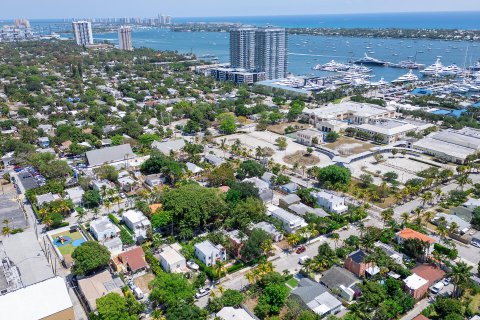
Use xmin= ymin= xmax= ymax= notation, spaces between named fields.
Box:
xmin=449 ymin=222 xmax=459 ymax=235
xmin=261 ymin=239 xmax=273 ymax=257
xmin=213 ymin=260 xmax=227 ymax=279
xmin=449 ymin=262 xmax=473 ymax=298
xmin=422 ymin=211 xmax=435 ymax=224
xmin=380 ymin=209 xmax=394 ymax=227
xmin=401 ymin=212 xmax=410 ymax=227
xmin=457 ymin=174 xmax=472 ymax=191
xmin=421 ymin=192 xmax=433 ymax=207
xmin=286 ymin=233 xmax=301 ymax=251
xmin=331 ymin=233 xmax=340 ymax=249
xmin=104 ymin=200 xmax=112 ymax=214
xmin=434 ymin=188 xmax=443 ymax=202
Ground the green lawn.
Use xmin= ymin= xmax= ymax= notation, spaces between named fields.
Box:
xmin=286 ymin=278 xmax=299 ymax=289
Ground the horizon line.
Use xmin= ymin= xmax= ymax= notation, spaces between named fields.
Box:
xmin=1 ymin=10 xmax=480 ymax=21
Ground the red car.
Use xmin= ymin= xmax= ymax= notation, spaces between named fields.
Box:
xmin=296 ymin=246 xmax=306 ymax=254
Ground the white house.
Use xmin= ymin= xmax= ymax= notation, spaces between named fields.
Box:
xmin=269 ymin=205 xmax=307 ymax=234
xmin=65 ymin=186 xmax=84 ymax=206
xmin=90 ymin=217 xmax=119 ymax=241
xmin=122 ymin=210 xmax=151 ymax=242
xmin=216 ymin=307 xmax=255 ymax=320
xmin=312 ymin=190 xmax=348 ymax=214
xmin=194 ymin=240 xmax=227 ymax=267
xmin=158 ymin=243 xmax=186 ymax=273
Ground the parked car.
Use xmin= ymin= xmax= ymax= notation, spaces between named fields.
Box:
xmin=296 ymin=246 xmax=306 ymax=254
xmin=298 ymin=256 xmax=310 ymax=265
xmin=187 ymin=260 xmax=200 ymax=271
xmin=430 ymin=282 xmax=445 ymax=294
xmin=442 ymin=278 xmax=451 ymax=286
xmin=195 ymin=287 xmax=211 ymax=299
xmin=472 ymin=241 xmax=480 ymax=248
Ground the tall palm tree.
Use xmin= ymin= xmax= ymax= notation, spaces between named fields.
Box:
xmin=457 ymin=174 xmax=472 ymax=191
xmin=449 ymin=262 xmax=473 ymax=298
xmin=401 ymin=212 xmax=410 ymax=227
xmin=331 ymin=233 xmax=340 ymax=249
xmin=380 ymin=209 xmax=394 ymax=227
xmin=213 ymin=260 xmax=227 ymax=279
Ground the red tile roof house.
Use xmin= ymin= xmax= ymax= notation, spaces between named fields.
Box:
xmin=395 ymin=228 xmax=436 ymax=258
xmin=412 ymin=314 xmax=430 ymax=320
xmin=412 ymin=264 xmax=446 ymax=287
xmin=344 ymin=250 xmax=375 ymax=278
xmin=112 ymin=247 xmax=148 ymax=275
xmin=403 ymin=264 xmax=446 ymax=301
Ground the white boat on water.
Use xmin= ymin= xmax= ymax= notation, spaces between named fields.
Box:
xmin=392 ymin=70 xmax=419 ymax=83
xmin=439 ymin=64 xmax=463 ymax=76
xmin=370 ymin=77 xmax=389 ymax=87
xmin=420 ymin=58 xmax=444 ymax=76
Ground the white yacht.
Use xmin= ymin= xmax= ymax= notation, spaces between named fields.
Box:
xmin=420 ymin=58 xmax=444 ymax=76
xmin=439 ymin=64 xmax=463 ymax=76
xmin=392 ymin=70 xmax=419 ymax=83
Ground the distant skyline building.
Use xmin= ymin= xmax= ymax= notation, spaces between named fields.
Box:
xmin=118 ymin=25 xmax=133 ymax=50
xmin=229 ymin=28 xmax=256 ymax=70
xmin=229 ymin=27 xmax=288 ymax=80
xmin=255 ymin=27 xmax=288 ymax=79
xmin=72 ymin=20 xmax=93 ymax=46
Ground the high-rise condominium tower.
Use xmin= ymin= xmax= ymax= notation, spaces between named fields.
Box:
xmin=255 ymin=28 xmax=288 ymax=80
xmin=72 ymin=21 xmax=93 ymax=46
xmin=118 ymin=26 xmax=133 ymax=51
xmin=229 ymin=28 xmax=256 ymax=70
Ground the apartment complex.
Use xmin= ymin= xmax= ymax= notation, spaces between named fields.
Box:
xmin=210 ymin=67 xmax=266 ymax=84
xmin=72 ymin=21 xmax=93 ymax=46
xmin=230 ymin=28 xmax=256 ymax=70
xmin=255 ymin=28 xmax=288 ymax=79
xmin=118 ymin=26 xmax=133 ymax=51
xmin=230 ymin=27 xmax=288 ymax=80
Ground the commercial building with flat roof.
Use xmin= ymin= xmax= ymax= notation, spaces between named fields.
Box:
xmin=0 ymin=277 xmax=74 ymax=320
xmin=303 ymin=102 xmax=396 ymax=127
xmin=85 ymin=144 xmax=134 ymax=168
xmin=353 ymin=119 xmax=418 ymax=144
xmin=210 ymin=67 xmax=266 ymax=84
xmin=412 ymin=128 xmax=480 ymax=164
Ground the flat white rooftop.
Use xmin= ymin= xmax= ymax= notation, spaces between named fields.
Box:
xmin=0 ymin=277 xmax=73 ymax=320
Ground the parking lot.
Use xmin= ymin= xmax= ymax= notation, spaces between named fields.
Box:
xmin=348 ymin=154 xmax=438 ymax=186
xmin=218 ymin=131 xmax=334 ymax=168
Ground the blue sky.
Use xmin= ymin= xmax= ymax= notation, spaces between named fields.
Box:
xmin=1 ymin=0 xmax=479 ymax=19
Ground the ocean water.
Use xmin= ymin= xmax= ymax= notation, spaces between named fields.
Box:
xmin=94 ymin=28 xmax=480 ymax=81
xmin=173 ymin=12 xmax=480 ymax=30
xmin=19 ymin=12 xmax=480 ymax=81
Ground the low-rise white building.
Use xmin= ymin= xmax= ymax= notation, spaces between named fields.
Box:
xmin=194 ymin=240 xmax=227 ymax=267
xmin=296 ymin=129 xmax=322 ymax=146
xmin=122 ymin=210 xmax=151 ymax=242
xmin=158 ymin=243 xmax=186 ymax=273
xmin=90 ymin=217 xmax=119 ymax=241
xmin=313 ymin=190 xmax=348 ymax=214
xmin=269 ymin=205 xmax=307 ymax=234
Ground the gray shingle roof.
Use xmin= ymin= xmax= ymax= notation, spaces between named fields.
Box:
xmin=320 ymin=266 xmax=359 ymax=290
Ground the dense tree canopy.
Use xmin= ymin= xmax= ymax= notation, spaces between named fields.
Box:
xmin=94 ymin=292 xmax=144 ymax=320
xmin=71 ymin=241 xmax=110 ymax=276
xmin=317 ymin=165 xmax=351 ymax=189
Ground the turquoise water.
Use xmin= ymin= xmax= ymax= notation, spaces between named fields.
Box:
xmin=94 ymin=28 xmax=480 ymax=81
xmin=173 ymin=12 xmax=480 ymax=29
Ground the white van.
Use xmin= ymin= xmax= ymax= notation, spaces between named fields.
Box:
xmin=430 ymin=282 xmax=445 ymax=294
xmin=133 ymin=287 xmax=144 ymax=300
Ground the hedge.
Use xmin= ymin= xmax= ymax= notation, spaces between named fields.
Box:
xmin=433 ymin=243 xmax=458 ymax=260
